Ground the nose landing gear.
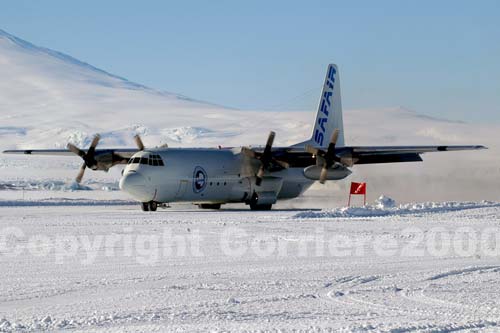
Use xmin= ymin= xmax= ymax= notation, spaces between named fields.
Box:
xmin=141 ymin=201 xmax=158 ymax=212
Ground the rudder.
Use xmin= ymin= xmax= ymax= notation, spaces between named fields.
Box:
xmin=292 ymin=64 xmax=345 ymax=149
xmin=311 ymin=64 xmax=344 ymax=148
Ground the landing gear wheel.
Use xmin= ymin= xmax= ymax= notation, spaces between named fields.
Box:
xmin=199 ymin=203 xmax=222 ymax=210
xmin=249 ymin=203 xmax=272 ymax=211
xmin=149 ymin=201 xmax=158 ymax=211
xmin=141 ymin=202 xmax=150 ymax=211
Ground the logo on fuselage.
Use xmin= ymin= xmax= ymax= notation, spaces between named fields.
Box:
xmin=193 ymin=166 xmax=207 ymax=193
xmin=314 ymin=65 xmax=336 ymax=146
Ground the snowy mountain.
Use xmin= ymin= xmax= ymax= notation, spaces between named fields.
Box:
xmin=0 ymin=28 xmax=498 ymax=203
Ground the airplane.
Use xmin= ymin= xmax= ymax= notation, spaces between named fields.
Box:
xmin=3 ymin=64 xmax=486 ymax=211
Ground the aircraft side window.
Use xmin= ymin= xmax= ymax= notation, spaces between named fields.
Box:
xmin=153 ymin=160 xmax=159 ymax=166
xmin=140 ymin=158 xmax=148 ymax=165
xmin=148 ymin=159 xmax=153 ymax=166
xmin=158 ymin=160 xmax=164 ymax=166
xmin=133 ymin=157 xmax=140 ymax=164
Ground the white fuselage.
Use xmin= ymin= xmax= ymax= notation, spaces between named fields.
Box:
xmin=119 ymin=148 xmax=314 ymax=205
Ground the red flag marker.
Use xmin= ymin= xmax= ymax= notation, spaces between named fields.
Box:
xmin=348 ymin=182 xmax=367 ymax=206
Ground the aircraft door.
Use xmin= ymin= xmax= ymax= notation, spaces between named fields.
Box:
xmin=174 ymin=180 xmax=189 ymax=200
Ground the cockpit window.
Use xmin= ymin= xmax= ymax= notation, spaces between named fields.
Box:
xmin=127 ymin=154 xmax=164 ymax=166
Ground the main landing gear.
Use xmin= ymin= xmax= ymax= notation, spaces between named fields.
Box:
xmin=249 ymin=203 xmax=273 ymax=211
xmin=140 ymin=201 xmax=272 ymax=211
xmin=198 ymin=203 xmax=222 ymax=210
xmin=141 ymin=201 xmax=158 ymax=212
xmin=248 ymin=192 xmax=273 ymax=211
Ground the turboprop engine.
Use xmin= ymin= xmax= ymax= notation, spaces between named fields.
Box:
xmin=67 ymin=134 xmax=145 ymax=183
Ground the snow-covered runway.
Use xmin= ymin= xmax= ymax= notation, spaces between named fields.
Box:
xmin=1 ymin=202 xmax=500 ymax=332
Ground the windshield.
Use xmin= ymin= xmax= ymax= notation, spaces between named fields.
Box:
xmin=127 ymin=153 xmax=164 ymax=166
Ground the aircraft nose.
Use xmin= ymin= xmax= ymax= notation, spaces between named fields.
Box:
xmin=119 ymin=171 xmax=154 ymax=202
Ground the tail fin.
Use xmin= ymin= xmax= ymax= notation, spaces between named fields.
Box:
xmin=293 ymin=64 xmax=345 ymax=148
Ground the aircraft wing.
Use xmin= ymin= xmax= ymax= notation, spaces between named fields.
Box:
xmin=267 ymin=144 xmax=487 ymax=167
xmin=347 ymin=145 xmax=486 ymax=154
xmin=3 ymin=148 xmax=138 ymax=159
xmin=342 ymin=145 xmax=487 ymax=165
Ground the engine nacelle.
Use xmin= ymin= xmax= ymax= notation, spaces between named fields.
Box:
xmin=93 ymin=152 xmax=115 ymax=171
xmin=303 ymin=164 xmax=351 ymax=181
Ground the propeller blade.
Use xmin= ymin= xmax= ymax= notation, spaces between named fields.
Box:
xmin=273 ymin=159 xmax=289 ymax=169
xmin=340 ymin=157 xmax=355 ymax=167
xmin=75 ymin=163 xmax=86 ymax=184
xmin=254 ymin=131 xmax=276 ymax=186
xmin=325 ymin=129 xmax=339 ymax=163
xmin=305 ymin=144 xmax=319 ymax=155
xmin=263 ymin=131 xmax=275 ymax=156
xmin=316 ymin=155 xmax=326 ymax=167
xmin=255 ymin=165 xmax=265 ymax=186
xmin=260 ymin=131 xmax=275 ymax=163
xmin=331 ymin=129 xmax=339 ymax=145
xmin=86 ymin=134 xmax=100 ymax=158
xmin=67 ymin=143 xmax=86 ymax=158
xmin=241 ymin=147 xmax=257 ymax=158
xmin=90 ymin=134 xmax=101 ymax=149
xmin=257 ymin=166 xmax=265 ymax=179
xmin=134 ymin=134 xmax=145 ymax=151
xmin=319 ymin=166 xmax=328 ymax=184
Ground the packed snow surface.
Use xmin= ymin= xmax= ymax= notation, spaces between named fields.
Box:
xmin=294 ymin=195 xmax=500 ymax=218
xmin=1 ymin=201 xmax=500 ymax=332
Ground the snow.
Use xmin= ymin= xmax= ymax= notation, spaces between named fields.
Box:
xmin=1 ymin=203 xmax=500 ymax=331
xmin=293 ymin=196 xmax=500 ymax=218
xmin=375 ymin=195 xmax=396 ymax=209
xmin=0 ymin=197 xmax=135 ymax=207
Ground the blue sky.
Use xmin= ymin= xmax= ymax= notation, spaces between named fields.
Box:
xmin=1 ymin=0 xmax=499 ymax=122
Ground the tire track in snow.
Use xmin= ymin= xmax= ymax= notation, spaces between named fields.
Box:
xmin=399 ymin=265 xmax=500 ymax=320
xmin=319 ymin=274 xmax=424 ymax=322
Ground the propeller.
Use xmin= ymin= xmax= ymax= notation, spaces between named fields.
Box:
xmin=305 ymin=129 xmax=341 ymax=184
xmin=256 ymin=131 xmax=275 ymax=185
xmin=67 ymin=134 xmax=148 ymax=184
xmin=242 ymin=131 xmax=288 ymax=186
xmin=134 ymin=134 xmax=145 ymax=151
xmin=67 ymin=134 xmax=101 ymax=183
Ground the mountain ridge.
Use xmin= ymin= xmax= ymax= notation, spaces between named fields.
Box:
xmin=0 ymin=28 xmax=228 ymax=107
